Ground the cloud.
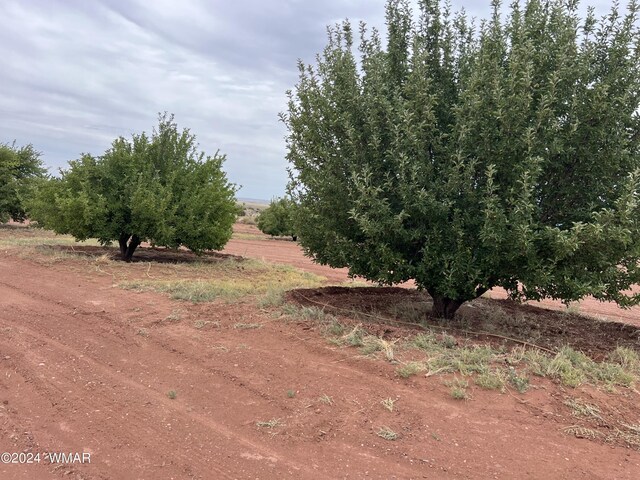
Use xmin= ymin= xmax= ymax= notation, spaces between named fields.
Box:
xmin=0 ymin=0 xmax=617 ymax=199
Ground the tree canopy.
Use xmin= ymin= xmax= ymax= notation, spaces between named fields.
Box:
xmin=29 ymin=114 xmax=238 ymax=261
xmin=257 ymin=197 xmax=297 ymax=240
xmin=283 ymin=0 xmax=640 ymax=318
xmin=0 ymin=142 xmax=46 ymax=223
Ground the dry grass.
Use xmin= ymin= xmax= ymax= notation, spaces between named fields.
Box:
xmin=381 ymin=398 xmax=396 ymax=412
xmin=396 ymin=361 xmax=426 ymax=378
xmin=0 ymin=227 xmax=325 ymax=303
xmin=445 ymin=377 xmax=470 ymax=400
xmin=377 ymin=426 xmax=398 ymax=441
xmin=256 ymin=418 xmax=284 ymax=428
xmin=293 ymin=297 xmax=640 ymax=400
xmin=119 ymin=261 xmax=324 ymax=303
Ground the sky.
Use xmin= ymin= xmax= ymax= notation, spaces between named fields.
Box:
xmin=0 ymin=0 xmax=614 ymax=201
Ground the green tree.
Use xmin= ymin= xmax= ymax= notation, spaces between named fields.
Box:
xmin=0 ymin=142 xmax=46 ymax=223
xmin=257 ymin=197 xmax=297 ymax=240
xmin=283 ymin=0 xmax=640 ymax=319
xmin=28 ymin=114 xmax=238 ymax=261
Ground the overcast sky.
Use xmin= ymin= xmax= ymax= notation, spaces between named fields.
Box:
xmin=0 ymin=1 xmax=614 ymax=200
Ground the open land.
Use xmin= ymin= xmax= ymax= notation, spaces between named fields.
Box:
xmin=0 ymin=223 xmax=639 ymax=479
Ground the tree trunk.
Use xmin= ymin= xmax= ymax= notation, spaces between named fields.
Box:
xmin=122 ymin=235 xmax=141 ymax=262
xmin=118 ymin=233 xmax=130 ymax=257
xmin=429 ymin=290 xmax=463 ymax=320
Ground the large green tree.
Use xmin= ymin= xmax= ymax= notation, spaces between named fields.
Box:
xmin=257 ymin=197 xmax=297 ymax=240
xmin=283 ymin=0 xmax=640 ymax=319
xmin=0 ymin=142 xmax=46 ymax=223
xmin=29 ymin=114 xmax=238 ymax=261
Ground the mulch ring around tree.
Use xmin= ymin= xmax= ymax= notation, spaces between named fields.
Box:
xmin=287 ymin=287 xmax=640 ymax=359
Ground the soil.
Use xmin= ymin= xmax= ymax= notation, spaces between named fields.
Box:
xmin=0 ymin=224 xmax=639 ymax=479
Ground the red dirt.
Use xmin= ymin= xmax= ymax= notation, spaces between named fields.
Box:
xmin=0 ymin=225 xmax=639 ymax=479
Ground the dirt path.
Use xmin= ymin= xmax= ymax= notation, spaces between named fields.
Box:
xmin=1 ymin=253 xmax=639 ymax=479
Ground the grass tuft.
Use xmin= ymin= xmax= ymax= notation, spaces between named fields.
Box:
xmin=445 ymin=377 xmax=470 ymax=400
xmin=381 ymin=398 xmax=396 ymax=412
xmin=377 ymin=426 xmax=398 ymax=441
xmin=475 ymin=369 xmax=505 ymax=390
xmin=397 ymin=361 xmax=426 ymax=378
xmin=256 ymin=418 xmax=283 ymax=428
xmin=233 ymin=323 xmax=263 ymax=330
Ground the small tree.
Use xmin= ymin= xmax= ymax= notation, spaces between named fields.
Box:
xmin=28 ymin=114 xmax=238 ymax=261
xmin=0 ymin=142 xmax=46 ymax=223
xmin=283 ymin=0 xmax=640 ymax=319
xmin=257 ymin=197 xmax=297 ymax=240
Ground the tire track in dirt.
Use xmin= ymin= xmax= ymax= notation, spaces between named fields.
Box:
xmin=0 ymin=263 xmax=434 ymax=479
xmin=0 ymin=293 xmax=323 ymax=479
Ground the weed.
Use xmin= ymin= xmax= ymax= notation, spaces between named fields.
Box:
xmin=194 ymin=320 xmax=220 ymax=329
xmin=233 ymin=323 xmax=263 ymax=330
xmin=326 ymin=320 xmax=346 ymax=336
xmin=445 ymin=377 xmax=470 ymax=400
xmin=475 ymin=370 xmax=505 ymax=390
xmin=167 ymin=390 xmax=177 ymax=400
xmin=165 ymin=310 xmax=184 ymax=322
xmin=258 ymin=289 xmax=285 ymax=308
xmin=507 ymin=368 xmax=530 ymax=393
xmin=564 ymin=398 xmax=603 ymax=421
xmin=361 ymin=337 xmax=397 ymax=361
xmin=339 ymin=325 xmax=365 ymax=347
xmin=608 ymin=347 xmax=640 ymax=374
xmin=282 ymin=304 xmax=335 ymax=323
xmin=563 ymin=425 xmax=603 ymax=440
xmin=439 ymin=333 xmax=457 ymax=349
xmin=526 ymin=346 xmax=637 ymax=388
xmin=256 ymin=419 xmax=283 ymax=428
xmin=389 ymin=300 xmax=429 ymax=323
xmin=506 ymin=345 xmax=527 ymax=366
xmin=450 ymin=387 xmax=469 ymax=400
xmin=397 ymin=361 xmax=426 ymax=378
xmin=377 ymin=427 xmax=398 ymax=441
xmin=318 ymin=394 xmax=333 ymax=405
xmin=136 ymin=328 xmax=149 ymax=337
xmin=481 ymin=306 xmax=512 ymax=329
xmin=412 ymin=332 xmax=439 ymax=351
xmin=381 ymin=398 xmax=396 ymax=412
xmin=286 ymin=390 xmax=296 ymax=398
xmin=565 ymin=302 xmax=581 ymax=315
xmin=428 ymin=345 xmax=495 ymax=376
